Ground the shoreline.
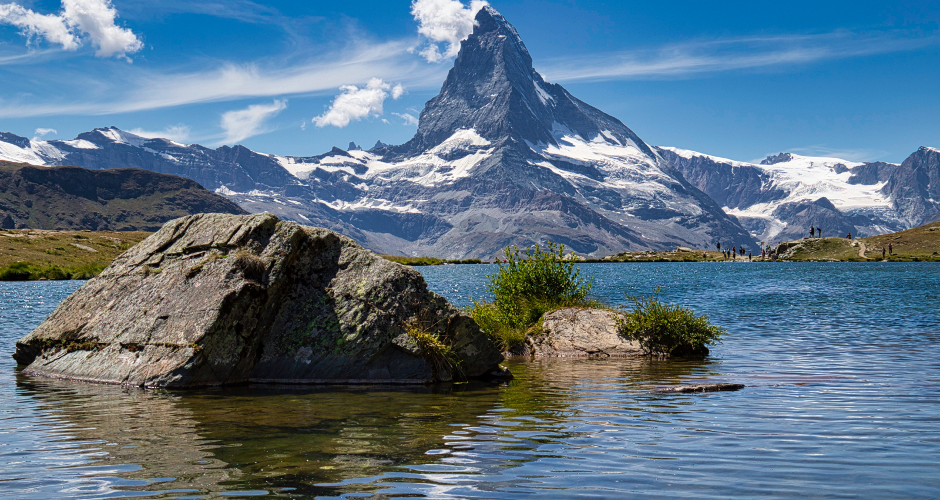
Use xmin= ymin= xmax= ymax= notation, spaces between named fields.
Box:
xmin=2 ymin=221 xmax=937 ymax=281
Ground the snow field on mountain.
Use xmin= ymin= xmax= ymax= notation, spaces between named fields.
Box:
xmin=662 ymin=146 xmax=894 ymax=213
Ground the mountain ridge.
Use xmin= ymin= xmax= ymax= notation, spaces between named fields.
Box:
xmin=0 ymin=160 xmax=247 ymax=231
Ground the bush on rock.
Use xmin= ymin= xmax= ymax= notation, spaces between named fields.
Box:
xmin=615 ymin=291 xmax=724 ymax=356
xmin=470 ymin=242 xmax=597 ymax=351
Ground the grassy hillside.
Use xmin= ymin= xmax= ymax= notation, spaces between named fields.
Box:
xmin=780 ymin=221 xmax=939 ymax=261
xmin=0 ymin=229 xmax=151 ymax=280
xmin=862 ymin=221 xmax=940 ymax=261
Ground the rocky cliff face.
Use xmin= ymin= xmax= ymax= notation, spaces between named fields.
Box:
xmin=0 ymin=161 xmax=246 ymax=230
xmin=14 ymin=213 xmax=505 ymax=387
xmin=658 ymin=146 xmax=940 ymax=243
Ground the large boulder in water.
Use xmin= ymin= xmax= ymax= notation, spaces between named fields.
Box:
xmin=13 ymin=213 xmax=506 ymax=387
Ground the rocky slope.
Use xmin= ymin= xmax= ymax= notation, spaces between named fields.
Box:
xmin=0 ymin=160 xmax=246 ymax=231
xmin=657 ymin=146 xmax=940 ymax=243
xmin=14 ymin=213 xmax=505 ymax=387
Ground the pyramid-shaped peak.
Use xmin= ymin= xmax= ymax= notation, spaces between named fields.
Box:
xmin=391 ymin=6 xmax=653 ymax=161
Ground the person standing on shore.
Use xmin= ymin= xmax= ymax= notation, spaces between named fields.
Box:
xmin=888 ymin=242 xmax=893 ymax=255
xmin=810 ymin=225 xmax=815 ymax=238
xmin=817 ymin=227 xmax=821 ymax=238
xmin=882 ymin=246 xmax=886 ymax=259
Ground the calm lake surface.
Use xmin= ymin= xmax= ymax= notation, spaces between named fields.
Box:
xmin=0 ymin=263 xmax=937 ymax=499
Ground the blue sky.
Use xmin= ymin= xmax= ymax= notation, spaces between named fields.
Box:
xmin=0 ymin=0 xmax=937 ymax=163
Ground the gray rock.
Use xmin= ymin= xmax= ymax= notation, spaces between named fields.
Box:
xmin=13 ymin=213 xmax=505 ymax=387
xmin=523 ymin=308 xmax=642 ymax=358
xmin=655 ymin=383 xmax=745 ymax=393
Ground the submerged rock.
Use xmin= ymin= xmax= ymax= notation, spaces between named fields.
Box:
xmin=521 ymin=308 xmax=643 ymax=358
xmin=655 ymin=383 xmax=745 ymax=394
xmin=13 ymin=213 xmax=505 ymax=387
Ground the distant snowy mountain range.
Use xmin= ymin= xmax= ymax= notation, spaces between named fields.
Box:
xmin=1 ymin=6 xmax=938 ymax=256
xmin=656 ymin=146 xmax=939 ymax=242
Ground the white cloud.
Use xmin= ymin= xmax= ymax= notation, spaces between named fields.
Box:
xmin=128 ymin=125 xmax=191 ymax=143
xmin=411 ymin=0 xmax=488 ymax=63
xmin=392 ymin=112 xmax=419 ymax=126
xmin=313 ymin=78 xmax=404 ymax=128
xmin=0 ymin=4 xmax=77 ymax=49
xmin=0 ymin=0 xmax=142 ymax=59
xmin=34 ymin=127 xmax=57 ymax=136
xmin=219 ymin=99 xmax=287 ymax=145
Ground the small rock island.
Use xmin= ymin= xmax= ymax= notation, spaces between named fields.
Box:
xmin=14 ymin=213 xmax=506 ymax=387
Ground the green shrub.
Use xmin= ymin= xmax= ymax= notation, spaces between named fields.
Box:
xmin=615 ymin=290 xmax=724 ymax=356
xmin=469 ymin=242 xmax=595 ymax=351
xmin=0 ymin=262 xmax=35 ymax=281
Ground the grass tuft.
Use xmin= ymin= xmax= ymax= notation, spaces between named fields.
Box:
xmin=405 ymin=320 xmax=461 ymax=381
xmin=232 ymin=249 xmax=266 ymax=281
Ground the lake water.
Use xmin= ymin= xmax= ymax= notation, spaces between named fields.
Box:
xmin=0 ymin=263 xmax=937 ymax=499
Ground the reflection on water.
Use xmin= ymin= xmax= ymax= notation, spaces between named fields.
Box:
xmin=6 ymin=356 xmax=710 ymax=498
xmin=0 ymin=264 xmax=938 ymax=499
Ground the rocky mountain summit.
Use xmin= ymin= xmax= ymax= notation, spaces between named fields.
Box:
xmin=0 ymin=160 xmax=246 ymax=231
xmin=14 ymin=213 xmax=505 ymax=387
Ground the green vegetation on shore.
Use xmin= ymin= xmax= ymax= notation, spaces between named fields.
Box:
xmin=594 ymin=248 xmax=726 ymax=262
xmin=0 ymin=229 xmax=151 ymax=281
xmin=468 ymin=242 xmax=598 ymax=351
xmin=381 ymin=255 xmax=482 ymax=266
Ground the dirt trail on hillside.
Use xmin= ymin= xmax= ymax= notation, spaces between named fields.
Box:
xmin=858 ymin=241 xmax=867 ymax=259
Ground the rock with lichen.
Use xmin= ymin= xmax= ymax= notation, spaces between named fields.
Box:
xmin=13 ymin=213 xmax=506 ymax=387
xmin=520 ymin=308 xmax=643 ymax=358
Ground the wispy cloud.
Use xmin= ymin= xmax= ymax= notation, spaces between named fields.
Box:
xmin=411 ymin=0 xmax=488 ymax=63
xmin=0 ymin=40 xmax=442 ymax=117
xmin=128 ymin=125 xmax=191 ymax=143
xmin=218 ymin=99 xmax=286 ymax=145
xmin=392 ymin=112 xmax=419 ymax=126
xmin=34 ymin=127 xmax=57 ymax=136
xmin=313 ymin=78 xmax=404 ymax=128
xmin=0 ymin=0 xmax=143 ymax=59
xmin=540 ymin=32 xmax=937 ymax=82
